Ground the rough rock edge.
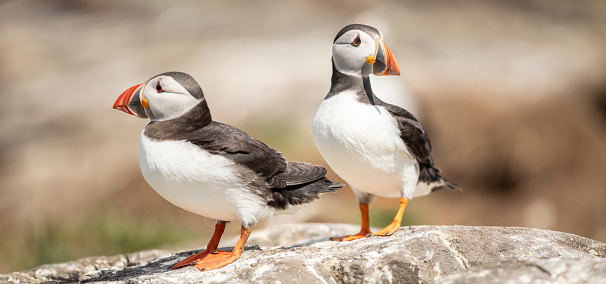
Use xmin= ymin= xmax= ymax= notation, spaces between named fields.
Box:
xmin=1 ymin=224 xmax=605 ymax=284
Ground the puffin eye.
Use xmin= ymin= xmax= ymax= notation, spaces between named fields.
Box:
xmin=156 ymin=82 xmax=163 ymax=93
xmin=351 ymin=35 xmax=361 ymax=47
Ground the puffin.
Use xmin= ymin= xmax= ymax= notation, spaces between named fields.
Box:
xmin=312 ymin=24 xmax=460 ymax=242
xmin=113 ymin=71 xmax=342 ymax=271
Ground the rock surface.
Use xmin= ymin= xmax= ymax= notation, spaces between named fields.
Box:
xmin=2 ymin=223 xmax=605 ymax=284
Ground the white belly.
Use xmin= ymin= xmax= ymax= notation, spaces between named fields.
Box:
xmin=138 ymin=133 xmax=273 ymax=225
xmin=312 ymin=92 xmax=419 ymax=199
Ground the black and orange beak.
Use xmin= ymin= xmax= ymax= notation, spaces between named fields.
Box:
xmin=113 ymin=83 xmax=148 ymax=118
xmin=372 ymin=39 xmax=400 ymax=76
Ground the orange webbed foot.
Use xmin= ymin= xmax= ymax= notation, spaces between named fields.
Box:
xmin=193 ymin=250 xmax=240 ymax=271
xmin=171 ymin=250 xmax=211 ymax=269
xmin=330 ymin=229 xmax=372 ymax=242
xmin=369 ymin=221 xmax=400 ymax=237
xmin=331 ymin=203 xmax=372 ymax=242
xmin=190 ymin=226 xmax=251 ymax=272
xmin=171 ymin=221 xmax=228 ymax=270
xmin=369 ymin=198 xmax=408 ymax=237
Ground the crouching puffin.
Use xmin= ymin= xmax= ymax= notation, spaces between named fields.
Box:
xmin=113 ymin=71 xmax=342 ymax=271
xmin=312 ymin=24 xmax=460 ymax=241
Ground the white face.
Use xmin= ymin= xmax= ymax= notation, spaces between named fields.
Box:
xmin=332 ymin=30 xmax=377 ymax=77
xmin=141 ymin=75 xmax=202 ymax=121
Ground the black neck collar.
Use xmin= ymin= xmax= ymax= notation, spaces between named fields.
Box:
xmin=328 ymin=60 xmax=375 ymax=105
xmin=146 ymin=99 xmax=212 ymax=138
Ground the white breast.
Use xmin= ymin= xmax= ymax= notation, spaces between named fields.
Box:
xmin=138 ymin=133 xmax=273 ymax=225
xmin=312 ymin=92 xmax=419 ymax=199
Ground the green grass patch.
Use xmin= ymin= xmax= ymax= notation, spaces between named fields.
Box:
xmin=369 ymin=206 xmax=423 ymax=228
xmin=0 ymin=212 xmax=200 ymax=273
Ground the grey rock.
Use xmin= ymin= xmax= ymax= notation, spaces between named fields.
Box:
xmin=1 ymin=224 xmax=605 ymax=284
xmin=437 ymin=258 xmax=606 ymax=284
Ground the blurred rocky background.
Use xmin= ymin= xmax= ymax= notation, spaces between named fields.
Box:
xmin=1 ymin=0 xmax=605 ymax=273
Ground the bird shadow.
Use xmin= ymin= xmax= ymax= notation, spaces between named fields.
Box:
xmin=80 ymin=245 xmax=262 ymax=283
xmin=274 ymin=236 xmax=333 ymax=250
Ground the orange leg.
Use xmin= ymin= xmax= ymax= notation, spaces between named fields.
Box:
xmin=331 ymin=203 xmax=371 ymax=241
xmin=193 ymin=226 xmax=252 ymax=271
xmin=172 ymin=221 xmax=227 ymax=269
xmin=370 ymin=198 xmax=408 ymax=237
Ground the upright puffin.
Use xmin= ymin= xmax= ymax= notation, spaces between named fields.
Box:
xmin=312 ymin=24 xmax=459 ymax=241
xmin=113 ymin=71 xmax=342 ymax=271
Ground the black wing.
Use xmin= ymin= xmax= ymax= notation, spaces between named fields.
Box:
xmin=188 ymin=121 xmax=289 ymax=183
xmin=375 ymin=100 xmax=434 ymax=166
xmin=273 ymin=162 xmax=328 ymax=186
xmin=189 ymin=122 xmax=332 ymax=189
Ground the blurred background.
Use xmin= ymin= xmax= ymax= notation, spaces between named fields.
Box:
xmin=1 ymin=0 xmax=606 ymax=273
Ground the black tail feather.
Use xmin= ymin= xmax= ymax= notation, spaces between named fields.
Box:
xmin=419 ymin=163 xmax=461 ymax=193
xmin=268 ymin=178 xmax=343 ymax=210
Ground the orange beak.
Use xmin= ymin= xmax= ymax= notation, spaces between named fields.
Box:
xmin=113 ymin=84 xmax=148 ymax=118
xmin=373 ymin=39 xmax=400 ymax=76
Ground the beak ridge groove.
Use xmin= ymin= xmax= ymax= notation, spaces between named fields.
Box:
xmin=373 ymin=39 xmax=400 ymax=76
xmin=113 ymin=84 xmax=147 ymax=118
